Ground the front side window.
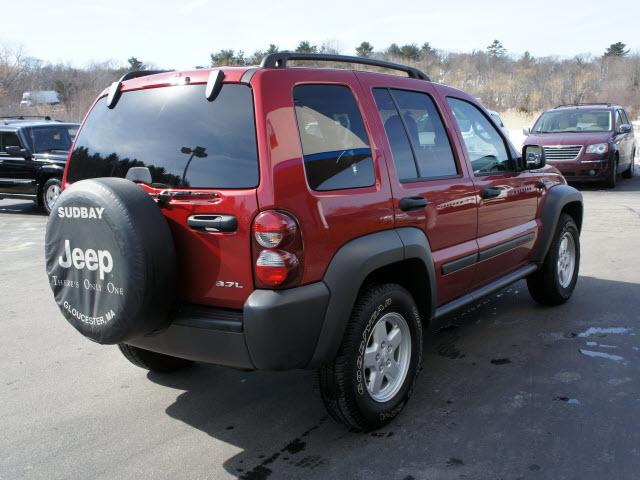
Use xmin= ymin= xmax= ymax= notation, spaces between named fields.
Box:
xmin=293 ymin=84 xmax=374 ymax=191
xmin=447 ymin=97 xmax=512 ymax=175
xmin=532 ymin=109 xmax=612 ymax=133
xmin=29 ymin=126 xmax=76 ymax=154
xmin=67 ymin=84 xmax=259 ymax=189
xmin=374 ymin=88 xmax=457 ymax=180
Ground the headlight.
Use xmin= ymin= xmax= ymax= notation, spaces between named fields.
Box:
xmin=586 ymin=143 xmax=608 ymax=155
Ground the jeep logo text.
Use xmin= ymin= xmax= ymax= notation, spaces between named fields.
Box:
xmin=58 ymin=239 xmax=113 ymax=280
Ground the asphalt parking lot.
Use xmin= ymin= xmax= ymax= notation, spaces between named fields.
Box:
xmin=1 ymin=173 xmax=639 ymax=480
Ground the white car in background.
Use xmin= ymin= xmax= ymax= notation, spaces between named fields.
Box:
xmin=488 ymin=110 xmax=509 ymax=137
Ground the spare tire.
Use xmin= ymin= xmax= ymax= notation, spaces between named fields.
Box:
xmin=45 ymin=178 xmax=177 ymax=344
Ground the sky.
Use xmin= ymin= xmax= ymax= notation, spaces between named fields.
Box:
xmin=2 ymin=0 xmax=638 ymax=69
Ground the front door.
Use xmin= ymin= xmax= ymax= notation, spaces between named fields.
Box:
xmin=445 ymin=97 xmax=540 ymax=288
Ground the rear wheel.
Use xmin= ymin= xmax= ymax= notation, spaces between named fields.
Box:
xmin=622 ymin=151 xmax=635 ymax=179
xmin=319 ymin=283 xmax=423 ymax=432
xmin=41 ymin=178 xmax=61 ymax=215
xmin=527 ymin=213 xmax=580 ymax=305
xmin=118 ymin=344 xmax=193 ymax=373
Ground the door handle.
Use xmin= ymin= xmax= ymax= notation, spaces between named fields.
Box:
xmin=480 ymin=187 xmax=502 ymax=199
xmin=399 ymin=196 xmax=428 ymax=211
xmin=187 ymin=214 xmax=237 ymax=232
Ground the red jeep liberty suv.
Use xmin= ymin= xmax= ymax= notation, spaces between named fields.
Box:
xmin=45 ymin=53 xmax=583 ymax=431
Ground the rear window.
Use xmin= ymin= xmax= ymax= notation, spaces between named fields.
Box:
xmin=67 ymin=84 xmax=258 ymax=189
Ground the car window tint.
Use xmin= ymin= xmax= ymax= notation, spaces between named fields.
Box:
xmin=0 ymin=132 xmax=21 ymax=154
xmin=67 ymin=84 xmax=259 ymax=189
xmin=374 ymin=88 xmax=457 ymax=180
xmin=447 ymin=97 xmax=512 ymax=175
xmin=372 ymin=89 xmax=418 ymax=180
xmin=294 ymin=84 xmax=374 ymax=191
xmin=390 ymin=90 xmax=457 ymax=178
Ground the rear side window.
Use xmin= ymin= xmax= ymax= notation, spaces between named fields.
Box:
xmin=67 ymin=84 xmax=258 ymax=189
xmin=293 ymin=84 xmax=374 ymax=191
xmin=0 ymin=132 xmax=21 ymax=154
xmin=373 ymin=88 xmax=458 ymax=181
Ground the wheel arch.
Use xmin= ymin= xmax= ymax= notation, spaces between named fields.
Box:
xmin=35 ymin=166 xmax=64 ymax=205
xmin=532 ymin=184 xmax=583 ymax=265
xmin=308 ymin=227 xmax=436 ymax=367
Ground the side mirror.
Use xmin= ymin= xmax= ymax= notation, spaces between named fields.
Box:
xmin=522 ymin=127 xmax=531 ymax=136
xmin=5 ymin=146 xmax=30 ymax=158
xmin=522 ymin=144 xmax=546 ymax=170
xmin=618 ymin=124 xmax=632 ymax=134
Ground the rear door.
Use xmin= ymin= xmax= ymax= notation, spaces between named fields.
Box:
xmin=65 ymin=81 xmax=260 ymax=309
xmin=445 ymin=97 xmax=539 ymax=288
xmin=356 ymin=73 xmax=478 ymax=305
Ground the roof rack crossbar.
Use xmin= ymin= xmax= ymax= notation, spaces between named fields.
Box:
xmin=260 ymin=52 xmax=430 ymax=81
xmin=555 ymin=102 xmax=616 ymax=108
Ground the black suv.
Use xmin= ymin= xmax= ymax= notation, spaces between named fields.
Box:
xmin=0 ymin=116 xmax=79 ymax=213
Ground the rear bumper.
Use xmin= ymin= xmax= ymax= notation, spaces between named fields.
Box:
xmin=127 ymin=282 xmax=330 ymax=370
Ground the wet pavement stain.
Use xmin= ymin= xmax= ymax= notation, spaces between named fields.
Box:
xmin=237 ymin=417 xmax=328 ymax=480
xmin=490 ymin=358 xmax=511 ymax=365
xmin=447 ymin=457 xmax=464 ymax=466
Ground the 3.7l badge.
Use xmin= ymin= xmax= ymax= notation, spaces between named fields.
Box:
xmin=216 ymin=281 xmax=244 ymax=289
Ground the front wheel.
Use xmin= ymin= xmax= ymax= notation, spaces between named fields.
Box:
xmin=604 ymin=158 xmax=618 ymax=188
xmin=41 ymin=177 xmax=62 ymax=215
xmin=527 ymin=213 xmax=580 ymax=305
xmin=319 ymin=283 xmax=423 ymax=431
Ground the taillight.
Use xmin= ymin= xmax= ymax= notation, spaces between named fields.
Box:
xmin=252 ymin=211 xmax=303 ymax=288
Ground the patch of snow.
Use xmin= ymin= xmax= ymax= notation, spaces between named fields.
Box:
xmin=577 ymin=327 xmax=631 ymax=338
xmin=579 ymin=349 xmax=624 ymax=361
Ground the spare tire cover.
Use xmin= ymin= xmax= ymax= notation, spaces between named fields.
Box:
xmin=45 ymin=178 xmax=177 ymax=344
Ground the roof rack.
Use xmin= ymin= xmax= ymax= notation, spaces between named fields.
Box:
xmin=260 ymin=52 xmax=431 ymax=81
xmin=555 ymin=103 xmax=617 ymax=108
xmin=107 ymin=69 xmax=173 ymax=109
xmin=0 ymin=115 xmax=52 ymax=120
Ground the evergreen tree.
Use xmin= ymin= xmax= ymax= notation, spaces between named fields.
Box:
xmin=604 ymin=42 xmax=629 ymax=57
xmin=487 ymin=40 xmax=507 ymax=58
xmin=127 ymin=57 xmax=145 ymax=70
xmin=295 ymin=41 xmax=318 ymax=54
xmin=399 ymin=44 xmax=420 ymax=61
xmin=356 ymin=41 xmax=374 ymax=58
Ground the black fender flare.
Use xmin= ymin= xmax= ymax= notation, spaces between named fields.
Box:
xmin=308 ymin=227 xmax=436 ymax=367
xmin=532 ymin=184 xmax=583 ymax=264
xmin=36 ymin=164 xmax=64 ymax=188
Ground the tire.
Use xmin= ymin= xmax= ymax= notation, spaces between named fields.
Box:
xmin=318 ymin=283 xmax=423 ymax=432
xmin=527 ymin=213 xmax=580 ymax=306
xmin=622 ymin=151 xmax=634 ymax=179
xmin=604 ymin=158 xmax=618 ymax=188
xmin=45 ymin=178 xmax=177 ymax=344
xmin=118 ymin=344 xmax=192 ymax=373
xmin=41 ymin=177 xmax=62 ymax=215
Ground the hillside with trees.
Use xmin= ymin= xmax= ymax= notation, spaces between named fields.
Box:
xmin=1 ymin=40 xmax=638 ymax=122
